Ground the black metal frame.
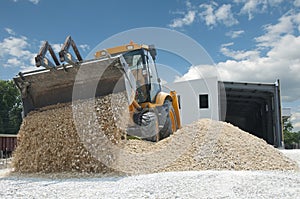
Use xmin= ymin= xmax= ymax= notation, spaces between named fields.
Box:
xmin=35 ymin=41 xmax=60 ymax=69
xmin=59 ymin=36 xmax=83 ymax=65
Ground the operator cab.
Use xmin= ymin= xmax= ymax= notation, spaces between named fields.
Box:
xmin=95 ymin=42 xmax=161 ymax=104
xmin=122 ymin=49 xmax=161 ymax=103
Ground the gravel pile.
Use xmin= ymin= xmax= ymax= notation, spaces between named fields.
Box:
xmin=12 ymin=92 xmax=298 ymax=175
xmin=12 ymin=92 xmax=128 ymax=174
xmin=161 ymin=119 xmax=299 ymax=172
xmin=114 ymin=119 xmax=299 ymax=174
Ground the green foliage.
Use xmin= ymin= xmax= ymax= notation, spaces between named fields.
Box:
xmin=0 ymin=80 xmax=22 ymax=134
xmin=283 ymin=117 xmax=293 ymax=132
xmin=283 ymin=117 xmax=300 ymax=149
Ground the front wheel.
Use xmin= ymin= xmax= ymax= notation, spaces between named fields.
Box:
xmin=138 ymin=111 xmax=160 ymax=142
xmin=160 ymin=100 xmax=177 ymax=139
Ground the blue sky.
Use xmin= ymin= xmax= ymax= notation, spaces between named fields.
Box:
xmin=1 ymin=0 xmax=300 ymax=130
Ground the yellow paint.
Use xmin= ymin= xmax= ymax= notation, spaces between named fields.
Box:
xmin=155 ymin=92 xmax=170 ymax=105
xmin=170 ymin=91 xmax=181 ymax=129
xmin=94 ymin=41 xmax=182 ymax=135
xmin=95 ymin=41 xmax=149 ymax=58
xmin=139 ymin=91 xmax=182 ymax=131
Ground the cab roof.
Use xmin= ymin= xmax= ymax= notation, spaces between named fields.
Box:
xmin=95 ymin=41 xmax=150 ymax=58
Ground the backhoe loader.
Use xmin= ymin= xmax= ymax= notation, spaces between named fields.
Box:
xmin=13 ymin=36 xmax=181 ymax=141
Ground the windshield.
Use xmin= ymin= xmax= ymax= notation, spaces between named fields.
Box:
xmin=118 ymin=50 xmax=149 ymax=103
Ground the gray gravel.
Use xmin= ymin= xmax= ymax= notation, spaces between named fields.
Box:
xmin=1 ymin=148 xmax=299 ymax=198
xmin=6 ymin=92 xmax=300 ymax=199
xmin=0 ymin=170 xmax=299 ymax=198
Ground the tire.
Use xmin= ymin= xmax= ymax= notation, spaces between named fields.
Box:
xmin=160 ymin=100 xmax=177 ymax=139
xmin=139 ymin=111 xmax=160 ymax=142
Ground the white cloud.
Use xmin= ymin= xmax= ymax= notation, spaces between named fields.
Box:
xmin=291 ymin=110 xmax=300 ymax=131
xmin=176 ymin=33 xmax=300 ymax=103
xmin=169 ymin=0 xmax=288 ymax=28
xmin=20 ymin=65 xmax=37 ymax=72
xmin=266 ymin=34 xmax=300 ymax=59
xmin=169 ymin=2 xmax=238 ymax=28
xmin=293 ymin=123 xmax=300 ymax=131
xmin=220 ymin=45 xmax=260 ymax=60
xmin=226 ymin=30 xmax=245 ymax=38
xmin=19 ymin=49 xmax=36 ymax=70
xmin=236 ymin=0 xmax=284 ymax=20
xmin=5 ymin=28 xmax=16 ymax=35
xmin=5 ymin=58 xmax=22 ymax=66
xmin=268 ymin=0 xmax=284 ymax=6
xmin=12 ymin=0 xmax=40 ymax=4
xmin=294 ymin=0 xmax=300 ymax=7
xmin=215 ymin=4 xmax=239 ymax=26
xmin=79 ymin=44 xmax=90 ymax=52
xmin=222 ymin=42 xmax=234 ymax=47
xmin=169 ymin=1 xmax=196 ymax=28
xmin=29 ymin=0 xmax=40 ymax=4
xmin=199 ymin=3 xmax=217 ymax=27
xmin=169 ymin=10 xmax=196 ymax=28
xmin=292 ymin=12 xmax=300 ymax=32
xmin=51 ymin=43 xmax=62 ymax=53
xmin=0 ymin=29 xmax=36 ymax=70
xmin=0 ymin=29 xmax=90 ymax=73
xmin=255 ymin=12 xmax=295 ymax=48
xmin=0 ymin=36 xmax=32 ymax=58
xmin=240 ymin=0 xmax=267 ymax=20
xmin=199 ymin=3 xmax=238 ymax=27
xmin=174 ymin=64 xmax=222 ymax=82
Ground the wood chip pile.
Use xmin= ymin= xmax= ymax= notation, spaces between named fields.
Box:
xmin=12 ymin=93 xmax=299 ymax=175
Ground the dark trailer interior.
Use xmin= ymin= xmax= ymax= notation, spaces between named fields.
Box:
xmin=219 ymin=80 xmax=282 ymax=147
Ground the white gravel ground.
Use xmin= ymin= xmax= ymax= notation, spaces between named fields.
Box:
xmin=280 ymin=149 xmax=300 ymax=166
xmin=0 ymin=170 xmax=299 ymax=198
xmin=0 ymin=149 xmax=299 ymax=199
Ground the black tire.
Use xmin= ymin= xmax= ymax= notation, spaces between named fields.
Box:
xmin=140 ymin=111 xmax=160 ymax=142
xmin=160 ymin=100 xmax=176 ymax=139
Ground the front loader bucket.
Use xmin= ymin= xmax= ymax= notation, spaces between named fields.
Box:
xmin=14 ymin=56 xmax=131 ymax=116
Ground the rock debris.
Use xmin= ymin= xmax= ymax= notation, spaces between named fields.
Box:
xmin=12 ymin=93 xmax=298 ymax=175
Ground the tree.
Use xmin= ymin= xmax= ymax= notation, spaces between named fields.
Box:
xmin=283 ymin=117 xmax=293 ymax=132
xmin=0 ymin=80 xmax=22 ymax=134
xmin=283 ymin=117 xmax=300 ymax=149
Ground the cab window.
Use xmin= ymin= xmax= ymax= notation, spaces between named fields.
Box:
xmin=145 ymin=50 xmax=161 ymax=102
xmin=123 ymin=50 xmax=149 ymax=103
